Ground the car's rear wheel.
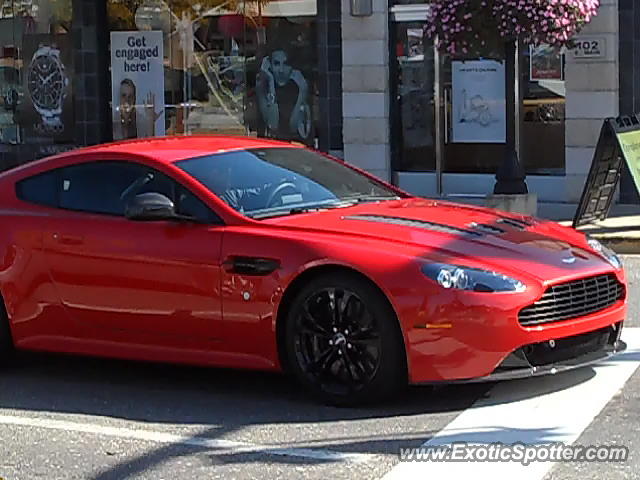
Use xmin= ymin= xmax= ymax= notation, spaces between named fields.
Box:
xmin=284 ymin=273 xmax=406 ymax=406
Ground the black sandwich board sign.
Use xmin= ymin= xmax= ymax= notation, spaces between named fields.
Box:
xmin=573 ymin=114 xmax=640 ymax=228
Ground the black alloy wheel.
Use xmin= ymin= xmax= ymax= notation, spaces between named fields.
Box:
xmin=285 ymin=273 xmax=406 ymax=406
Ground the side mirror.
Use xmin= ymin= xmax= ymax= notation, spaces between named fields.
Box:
xmin=125 ymin=192 xmax=176 ymax=221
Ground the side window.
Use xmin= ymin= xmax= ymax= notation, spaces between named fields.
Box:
xmin=135 ymin=170 xmax=174 ymax=199
xmin=55 ymin=160 xmax=220 ymax=223
xmin=16 ymin=170 xmax=59 ymax=207
xmin=59 ymin=162 xmax=151 ymax=216
xmin=175 ymin=186 xmax=222 ymax=224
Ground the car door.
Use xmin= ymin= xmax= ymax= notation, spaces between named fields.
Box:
xmin=42 ymin=160 xmax=224 ymax=347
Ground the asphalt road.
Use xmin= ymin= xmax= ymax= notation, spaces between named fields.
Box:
xmin=0 ymin=256 xmax=639 ymax=480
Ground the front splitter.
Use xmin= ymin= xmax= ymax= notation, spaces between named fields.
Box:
xmin=419 ymin=339 xmax=627 ymax=385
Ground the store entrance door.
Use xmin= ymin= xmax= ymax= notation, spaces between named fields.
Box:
xmin=390 ymin=6 xmax=508 ymax=199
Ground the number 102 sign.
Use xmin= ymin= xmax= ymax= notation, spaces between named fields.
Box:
xmin=571 ymin=37 xmax=606 ymax=59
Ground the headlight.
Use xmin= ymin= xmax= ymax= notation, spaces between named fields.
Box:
xmin=421 ymin=263 xmax=526 ymax=293
xmin=587 ymin=237 xmax=623 ymax=270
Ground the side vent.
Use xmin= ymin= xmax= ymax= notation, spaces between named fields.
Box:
xmin=496 ymin=217 xmax=532 ymax=230
xmin=468 ymin=223 xmax=506 ymax=235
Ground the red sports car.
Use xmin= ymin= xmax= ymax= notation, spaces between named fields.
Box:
xmin=0 ymin=136 xmax=627 ymax=405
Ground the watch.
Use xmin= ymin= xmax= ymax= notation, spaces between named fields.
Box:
xmin=27 ymin=44 xmax=68 ymax=134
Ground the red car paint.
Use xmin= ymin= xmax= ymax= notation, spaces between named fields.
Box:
xmin=0 ymin=136 xmax=626 ymax=384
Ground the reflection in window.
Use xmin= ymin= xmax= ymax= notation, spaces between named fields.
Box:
xmin=107 ymin=0 xmax=318 ymax=146
xmin=392 ymin=22 xmax=436 ymax=172
xmin=176 ymin=147 xmax=398 ymax=215
xmin=521 ymin=43 xmax=566 ymax=176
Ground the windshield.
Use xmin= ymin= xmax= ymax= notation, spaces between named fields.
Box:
xmin=175 ymin=147 xmax=402 ymax=218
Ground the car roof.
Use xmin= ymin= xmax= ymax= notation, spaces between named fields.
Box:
xmin=52 ymin=135 xmax=301 ymax=164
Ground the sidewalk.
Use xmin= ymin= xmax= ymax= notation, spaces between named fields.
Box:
xmin=549 ymin=203 xmax=640 ymax=255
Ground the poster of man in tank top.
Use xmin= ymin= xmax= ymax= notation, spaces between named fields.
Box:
xmin=254 ymin=20 xmax=315 ymax=146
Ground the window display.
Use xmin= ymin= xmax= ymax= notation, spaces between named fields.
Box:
xmin=107 ymin=0 xmax=318 ymax=146
xmin=521 ymin=43 xmax=566 ymax=175
xmin=0 ymin=0 xmax=75 ymax=156
xmin=23 ymin=33 xmax=73 ymax=139
xmin=110 ymin=30 xmax=166 ymax=139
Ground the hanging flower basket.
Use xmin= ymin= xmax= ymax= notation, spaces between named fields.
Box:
xmin=425 ymin=0 xmax=600 ymax=58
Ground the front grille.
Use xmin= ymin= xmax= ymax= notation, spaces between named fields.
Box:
xmin=519 ymin=274 xmax=624 ymax=326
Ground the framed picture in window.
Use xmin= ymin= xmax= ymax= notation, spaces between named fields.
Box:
xmin=530 ymin=44 xmax=564 ymax=82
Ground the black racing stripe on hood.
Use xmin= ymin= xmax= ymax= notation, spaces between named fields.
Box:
xmin=344 ymin=214 xmax=483 ymax=237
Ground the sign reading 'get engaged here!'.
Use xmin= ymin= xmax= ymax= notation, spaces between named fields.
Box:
xmin=110 ymin=31 xmax=165 ymax=141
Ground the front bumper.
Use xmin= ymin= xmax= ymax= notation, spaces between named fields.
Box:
xmin=446 ymin=322 xmax=626 ymax=383
xmin=405 ymin=289 xmax=627 ymax=384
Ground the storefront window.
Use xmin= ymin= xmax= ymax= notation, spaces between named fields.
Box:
xmin=107 ymin=0 xmax=318 ymax=147
xmin=0 ymin=0 xmax=75 ymax=163
xmin=521 ymin=43 xmax=566 ymax=175
xmin=391 ymin=21 xmax=436 ymax=172
xmin=390 ymin=18 xmax=566 ymax=177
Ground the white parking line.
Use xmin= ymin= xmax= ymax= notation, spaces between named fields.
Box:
xmin=382 ymin=328 xmax=640 ymax=480
xmin=0 ymin=414 xmax=371 ymax=464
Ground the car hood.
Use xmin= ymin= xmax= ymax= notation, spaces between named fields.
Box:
xmin=264 ymin=198 xmax=614 ymax=282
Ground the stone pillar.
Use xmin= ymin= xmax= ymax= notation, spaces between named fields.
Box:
xmin=341 ymin=0 xmax=391 ymax=181
xmin=71 ymin=0 xmax=111 ymax=147
xmin=565 ymin=0 xmax=619 ymax=203
xmin=317 ymin=0 xmax=344 ymax=156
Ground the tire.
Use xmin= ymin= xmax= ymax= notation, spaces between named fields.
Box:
xmin=284 ymin=272 xmax=406 ymax=406
xmin=0 ymin=296 xmax=14 ymax=363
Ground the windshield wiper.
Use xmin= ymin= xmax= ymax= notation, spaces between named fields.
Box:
xmin=339 ymin=195 xmax=400 ymax=204
xmin=251 ymin=201 xmax=354 ymax=219
xmin=250 ymin=196 xmax=399 ymax=220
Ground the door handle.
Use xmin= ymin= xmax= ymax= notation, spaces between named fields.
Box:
xmin=223 ymin=256 xmax=280 ymax=276
xmin=53 ymin=233 xmax=84 ymax=246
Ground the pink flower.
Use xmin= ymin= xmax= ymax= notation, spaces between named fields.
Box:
xmin=424 ymin=0 xmax=600 ymax=56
